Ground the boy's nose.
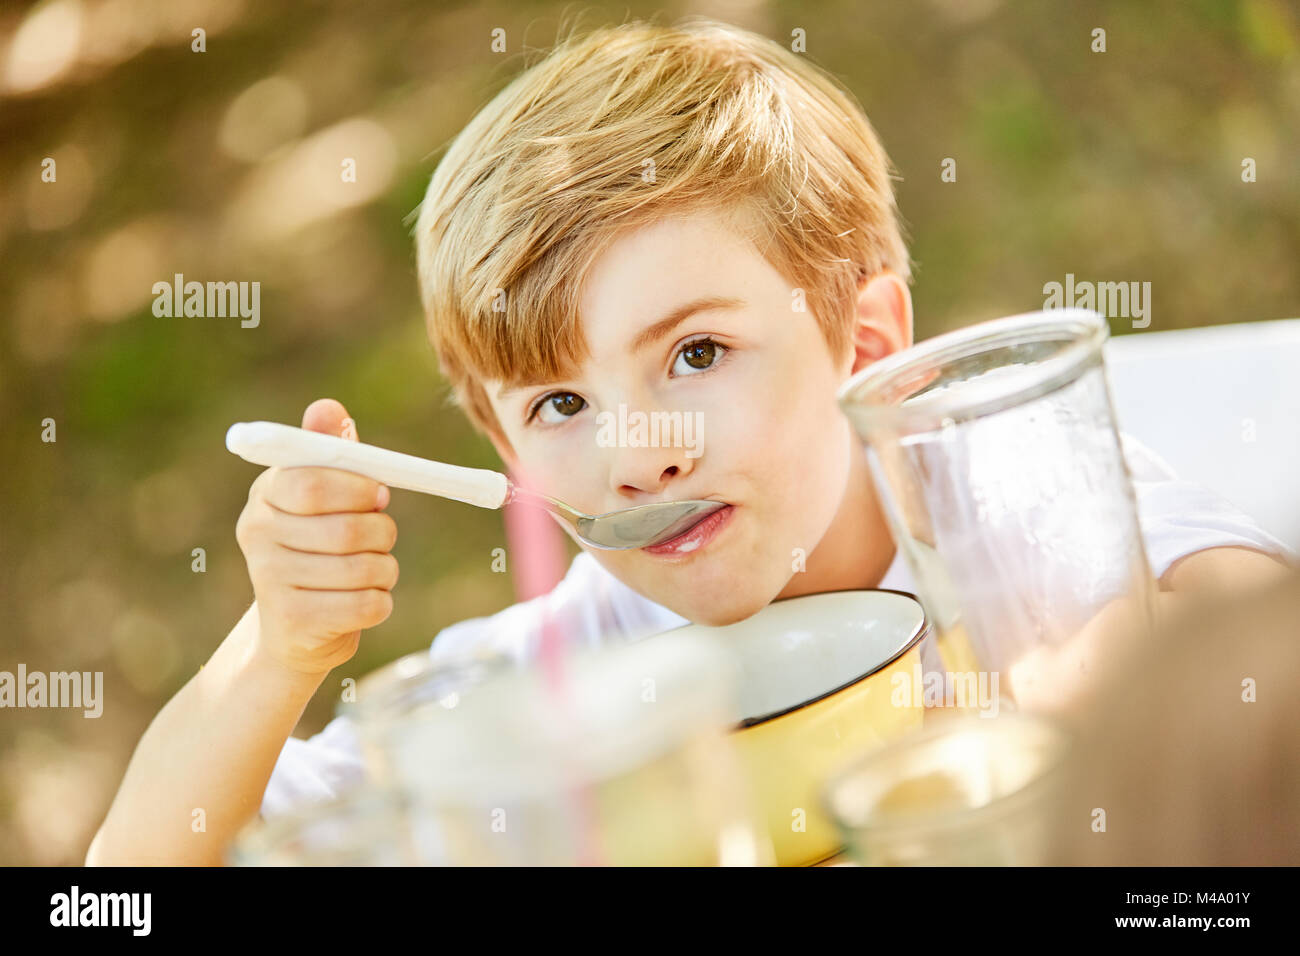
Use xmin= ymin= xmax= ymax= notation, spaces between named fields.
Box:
xmin=606 ymin=442 xmax=696 ymax=502
xmin=593 ymin=392 xmax=707 ymax=502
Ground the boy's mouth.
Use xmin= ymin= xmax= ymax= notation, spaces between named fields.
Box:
xmin=641 ymin=504 xmax=734 ymax=557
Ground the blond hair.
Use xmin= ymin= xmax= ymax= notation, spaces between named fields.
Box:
xmin=414 ymin=16 xmax=911 ymax=452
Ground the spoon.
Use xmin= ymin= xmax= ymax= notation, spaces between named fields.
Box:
xmin=225 ymin=421 xmax=727 ymax=551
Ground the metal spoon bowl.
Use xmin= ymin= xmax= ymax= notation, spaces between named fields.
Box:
xmin=226 ymin=421 xmax=726 ymax=551
xmin=507 ymin=484 xmax=727 ymax=550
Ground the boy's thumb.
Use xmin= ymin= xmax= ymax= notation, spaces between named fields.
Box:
xmin=301 ymin=398 xmax=358 ymax=442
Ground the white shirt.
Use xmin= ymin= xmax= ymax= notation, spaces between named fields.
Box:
xmin=258 ymin=435 xmax=1291 ymax=820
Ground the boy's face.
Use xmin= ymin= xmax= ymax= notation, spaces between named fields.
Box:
xmin=484 ymin=209 xmax=911 ymax=626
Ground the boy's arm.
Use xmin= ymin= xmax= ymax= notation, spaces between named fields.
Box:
xmin=1160 ymin=544 xmax=1294 ymax=595
xmin=85 ymin=603 xmax=327 ymax=866
xmin=1011 ymin=546 xmax=1292 ymax=717
xmin=88 ymin=398 xmax=398 ymax=866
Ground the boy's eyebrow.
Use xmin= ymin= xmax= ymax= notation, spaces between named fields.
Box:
xmin=496 ymin=295 xmax=746 ymax=400
xmin=629 ymin=295 xmax=747 ymax=353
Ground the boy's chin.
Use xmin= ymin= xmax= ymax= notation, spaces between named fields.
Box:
xmin=659 ymin=585 xmax=776 ymax=628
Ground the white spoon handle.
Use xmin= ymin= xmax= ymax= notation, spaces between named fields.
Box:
xmin=225 ymin=421 xmax=510 ymax=509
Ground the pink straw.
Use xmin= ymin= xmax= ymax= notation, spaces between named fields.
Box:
xmin=502 ymin=467 xmax=604 ymax=866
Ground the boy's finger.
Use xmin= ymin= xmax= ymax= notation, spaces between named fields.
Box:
xmin=271 ymin=548 xmax=399 ymax=591
xmin=247 ymin=466 xmax=274 ymax=504
xmin=301 ymin=398 xmax=354 ymax=438
xmin=265 ymin=467 xmax=388 ymax=516
xmin=282 ymin=587 xmax=394 ymax=633
xmin=270 ymin=510 xmax=398 ymax=555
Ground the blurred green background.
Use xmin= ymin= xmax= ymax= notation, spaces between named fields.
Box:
xmin=0 ymin=0 xmax=1296 ymax=865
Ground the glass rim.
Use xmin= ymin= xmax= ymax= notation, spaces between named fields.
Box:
xmin=338 ymin=646 xmax=516 ymax=724
xmin=230 ymin=783 xmax=406 ymax=865
xmin=820 ymin=711 xmax=1073 ymax=838
xmin=836 ymin=308 xmax=1109 ymax=432
xmin=392 ymin=629 xmax=738 ymax=801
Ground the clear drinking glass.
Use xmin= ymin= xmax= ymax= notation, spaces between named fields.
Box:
xmin=384 ymin=630 xmax=773 ymax=866
xmin=341 ymin=647 xmax=514 ymax=786
xmin=837 ymin=309 xmax=1156 ymax=703
xmin=822 ymin=711 xmax=1071 ymax=865
xmin=230 ymin=782 xmax=415 ymax=866
xmin=232 ymin=651 xmax=513 ymax=866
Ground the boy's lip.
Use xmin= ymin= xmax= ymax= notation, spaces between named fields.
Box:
xmin=641 ymin=502 xmax=734 ymax=557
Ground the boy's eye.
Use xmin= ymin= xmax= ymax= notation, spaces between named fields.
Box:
xmin=671 ymin=337 xmax=726 ymax=376
xmin=525 ymin=338 xmax=728 ymax=427
xmin=530 ymin=392 xmax=586 ymax=425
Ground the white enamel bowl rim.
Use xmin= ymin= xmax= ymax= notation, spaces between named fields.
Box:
xmin=660 ymin=588 xmax=930 ymax=728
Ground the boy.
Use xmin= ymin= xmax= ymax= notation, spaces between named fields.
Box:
xmin=87 ymin=18 xmax=1290 ymax=865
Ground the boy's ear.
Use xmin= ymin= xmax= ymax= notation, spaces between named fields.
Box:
xmin=846 ymin=269 xmax=913 ymax=376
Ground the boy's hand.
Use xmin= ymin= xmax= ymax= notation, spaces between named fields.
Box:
xmin=1010 ymin=548 xmax=1291 ymax=719
xmin=236 ymin=399 xmax=398 ymax=676
xmin=1008 ymin=590 xmax=1170 ymax=720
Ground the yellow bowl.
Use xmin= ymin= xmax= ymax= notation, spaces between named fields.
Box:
xmin=663 ymin=589 xmax=929 ymax=866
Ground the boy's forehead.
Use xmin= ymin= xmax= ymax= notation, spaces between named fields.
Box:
xmin=591 ymin=207 xmax=761 ymax=274
xmin=488 ymin=207 xmax=766 ymax=401
xmin=580 ymin=212 xmax=759 ymax=320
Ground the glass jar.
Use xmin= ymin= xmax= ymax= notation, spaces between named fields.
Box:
xmin=230 ymin=782 xmax=415 ymax=866
xmin=340 ymin=647 xmax=515 ymax=786
xmin=385 ymin=630 xmax=772 ymax=866
xmin=822 ymin=711 xmax=1072 ymax=865
xmin=838 ymin=308 xmax=1156 ymax=705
